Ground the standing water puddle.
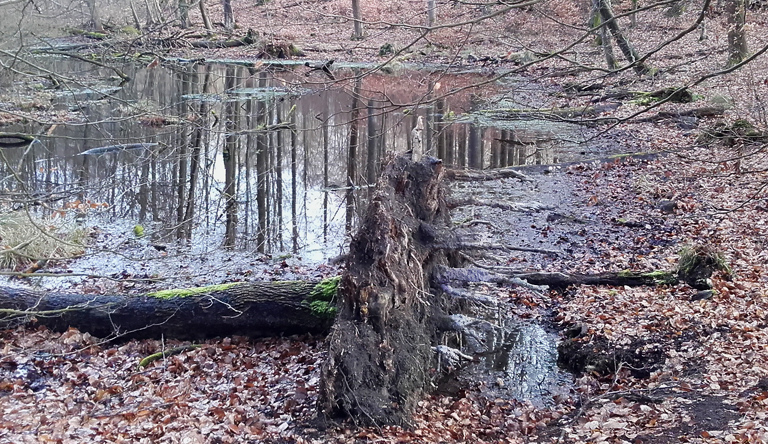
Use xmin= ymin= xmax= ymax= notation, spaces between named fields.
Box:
xmin=1 ymin=58 xmax=593 ymax=262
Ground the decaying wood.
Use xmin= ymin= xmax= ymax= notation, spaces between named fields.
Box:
xmin=0 ymin=132 xmax=35 ymax=148
xmin=0 ymin=280 xmax=336 ymax=339
xmin=190 ymin=38 xmax=255 ymax=49
xmin=436 ymin=266 xmax=679 ymax=290
xmin=446 ymin=166 xmax=530 ymax=182
xmin=319 ymin=156 xmax=453 ymax=426
xmin=472 ymin=103 xmax=622 ymax=123
xmin=636 ymin=105 xmax=726 ymax=123
xmin=598 ymin=87 xmax=694 ymax=103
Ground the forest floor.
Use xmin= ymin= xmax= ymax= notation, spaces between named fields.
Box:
xmin=3 ymin=0 xmax=768 ymax=442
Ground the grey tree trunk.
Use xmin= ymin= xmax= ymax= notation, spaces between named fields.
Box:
xmin=130 ymin=0 xmax=143 ymax=31
xmin=178 ymin=0 xmax=190 ymax=28
xmin=223 ymin=0 xmax=234 ymax=30
xmin=223 ymin=67 xmax=238 ymax=247
xmin=346 ymin=76 xmax=362 ymax=232
xmin=351 ymin=0 xmax=364 ymax=39
xmin=84 ymin=0 xmax=104 ymax=31
xmin=427 ymin=0 xmax=436 ymax=26
xmin=596 ymin=0 xmax=649 ymax=74
xmin=143 ymin=0 xmax=156 ymax=26
xmin=591 ymin=0 xmax=618 ymax=70
xmin=199 ymin=0 xmax=213 ymax=30
xmin=366 ymin=99 xmax=378 ymax=185
xmin=726 ymin=0 xmax=748 ymax=66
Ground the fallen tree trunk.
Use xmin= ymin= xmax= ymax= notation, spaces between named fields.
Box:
xmin=436 ymin=266 xmax=679 ymax=291
xmin=446 ymin=166 xmax=530 ymax=182
xmin=0 ymin=132 xmax=35 ymax=148
xmin=636 ymin=105 xmax=726 ymax=123
xmin=0 ymin=279 xmax=338 ymax=339
xmin=472 ymin=103 xmax=622 ymax=122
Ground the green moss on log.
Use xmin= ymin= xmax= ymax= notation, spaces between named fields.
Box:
xmin=138 ymin=345 xmax=201 ymax=369
xmin=617 ymin=270 xmax=678 ymax=285
xmin=147 ymin=282 xmax=242 ymax=299
xmin=303 ymin=276 xmax=340 ymax=319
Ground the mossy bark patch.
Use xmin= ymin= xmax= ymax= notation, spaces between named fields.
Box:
xmin=302 ymin=276 xmax=340 ymax=319
xmin=147 ymin=282 xmax=243 ymax=299
xmin=138 ymin=345 xmax=201 ymax=369
xmin=617 ymin=270 xmax=678 ymax=285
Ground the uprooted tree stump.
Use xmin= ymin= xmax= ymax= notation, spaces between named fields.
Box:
xmin=318 ymin=155 xmax=456 ymax=426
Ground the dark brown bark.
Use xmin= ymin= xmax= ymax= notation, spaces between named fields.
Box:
xmin=436 ymin=267 xmax=679 ymax=291
xmin=319 ymin=156 xmax=452 ymax=426
xmin=189 ymin=34 xmax=257 ymax=48
xmin=0 ymin=133 xmax=35 ymax=148
xmin=0 ymin=281 xmax=335 ymax=340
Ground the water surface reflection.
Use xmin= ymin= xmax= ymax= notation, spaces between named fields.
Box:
xmin=1 ymin=59 xmax=581 ymax=261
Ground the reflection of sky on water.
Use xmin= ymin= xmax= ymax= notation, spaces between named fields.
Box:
xmin=1 ymin=58 xmax=588 ymax=262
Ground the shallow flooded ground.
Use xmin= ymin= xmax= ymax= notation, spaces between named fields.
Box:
xmin=0 ymin=57 xmax=610 ymax=271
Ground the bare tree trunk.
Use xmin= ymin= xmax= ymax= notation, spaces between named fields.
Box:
xmin=176 ymin=70 xmax=193 ymax=239
xmin=183 ymin=67 xmax=211 ymax=240
xmin=591 ymin=0 xmax=618 ymax=70
xmin=256 ymin=73 xmax=269 ymax=252
xmin=178 ymin=0 xmax=190 ymax=28
xmin=726 ymin=0 xmax=748 ymax=67
xmin=143 ymin=0 xmax=157 ymax=26
xmin=275 ymin=104 xmax=285 ymax=251
xmin=199 ymin=0 xmax=212 ymax=30
xmin=223 ymin=0 xmax=234 ymax=30
xmin=596 ymin=0 xmax=649 ymax=74
xmin=425 ymin=85 xmax=434 ymax=157
xmin=130 ymin=0 xmax=143 ymax=31
xmin=457 ymin=124 xmax=467 ymax=167
xmin=322 ymin=117 xmax=329 ymax=242
xmin=290 ymin=109 xmax=299 ymax=253
xmin=444 ymin=123 xmax=455 ymax=165
xmin=426 ymin=0 xmax=436 ymax=26
xmin=366 ymin=99 xmax=377 ymax=185
xmin=346 ymin=76 xmax=362 ymax=232
xmin=84 ymin=0 xmax=104 ymax=31
xmin=351 ymin=0 xmax=364 ymax=40
xmin=468 ymin=124 xmax=481 ymax=168
xmin=435 ymin=99 xmax=446 ymax=160
xmin=223 ymin=67 xmax=238 ymax=247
